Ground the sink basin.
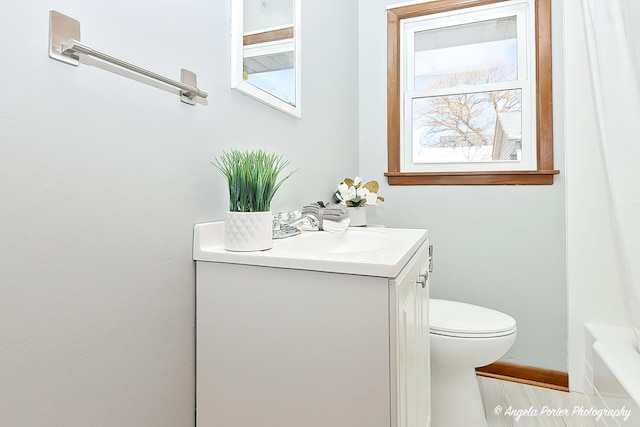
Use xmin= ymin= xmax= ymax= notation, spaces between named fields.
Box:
xmin=193 ymin=221 xmax=428 ymax=277
xmin=274 ymin=228 xmax=396 ymax=254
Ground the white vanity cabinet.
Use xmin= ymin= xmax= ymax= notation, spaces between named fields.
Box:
xmin=193 ymin=223 xmax=430 ymax=427
xmin=390 ymin=241 xmax=431 ymax=427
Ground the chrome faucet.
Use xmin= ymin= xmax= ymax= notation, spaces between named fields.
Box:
xmin=273 ymin=212 xmax=320 ymax=239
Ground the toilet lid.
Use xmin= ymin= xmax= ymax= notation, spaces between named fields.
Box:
xmin=430 ymin=299 xmax=517 ymax=338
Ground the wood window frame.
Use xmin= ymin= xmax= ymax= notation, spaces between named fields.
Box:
xmin=386 ymin=0 xmax=558 ymax=185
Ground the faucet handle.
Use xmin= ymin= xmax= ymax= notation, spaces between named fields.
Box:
xmin=275 ymin=211 xmax=301 ymax=221
xmin=273 ymin=211 xmax=298 ymax=230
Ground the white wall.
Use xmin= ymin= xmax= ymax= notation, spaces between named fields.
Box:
xmin=358 ymin=0 xmax=568 ymax=372
xmin=0 ymin=1 xmax=359 ymax=425
xmin=564 ymin=0 xmax=631 ymax=392
xmin=244 ymin=0 xmax=293 ymax=32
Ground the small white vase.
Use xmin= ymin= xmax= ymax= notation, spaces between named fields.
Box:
xmin=224 ymin=211 xmax=273 ymax=251
xmin=347 ymin=206 xmax=367 ymax=227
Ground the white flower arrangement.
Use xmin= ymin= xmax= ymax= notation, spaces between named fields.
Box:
xmin=333 ymin=176 xmax=385 ymax=207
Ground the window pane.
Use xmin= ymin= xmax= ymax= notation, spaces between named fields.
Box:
xmin=414 ymin=17 xmax=518 ymax=90
xmin=412 ymin=89 xmax=522 ymax=163
xmin=246 ymin=68 xmax=296 ymax=105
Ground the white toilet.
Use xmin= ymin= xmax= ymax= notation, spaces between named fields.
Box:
xmin=429 ymin=299 xmax=517 ymax=427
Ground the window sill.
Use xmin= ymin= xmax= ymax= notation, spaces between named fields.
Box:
xmin=384 ymin=170 xmax=560 ymax=185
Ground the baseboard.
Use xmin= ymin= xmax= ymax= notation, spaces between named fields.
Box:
xmin=476 ymin=361 xmax=569 ymax=392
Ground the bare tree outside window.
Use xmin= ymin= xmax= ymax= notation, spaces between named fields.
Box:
xmin=412 ymin=63 xmax=522 ymax=163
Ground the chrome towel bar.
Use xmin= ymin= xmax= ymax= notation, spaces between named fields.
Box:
xmin=48 ymin=11 xmax=208 ymax=105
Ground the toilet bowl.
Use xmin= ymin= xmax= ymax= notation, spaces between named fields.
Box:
xmin=429 ymin=299 xmax=517 ymax=427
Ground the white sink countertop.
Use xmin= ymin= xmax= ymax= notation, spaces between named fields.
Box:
xmin=193 ymin=221 xmax=428 ymax=278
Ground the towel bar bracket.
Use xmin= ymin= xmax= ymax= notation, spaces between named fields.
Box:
xmin=49 ymin=10 xmax=81 ymax=66
xmin=48 ymin=10 xmax=208 ymax=105
xmin=180 ymin=69 xmax=198 ymax=106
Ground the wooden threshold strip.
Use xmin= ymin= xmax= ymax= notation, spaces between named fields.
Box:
xmin=476 ymin=361 xmax=569 ymax=392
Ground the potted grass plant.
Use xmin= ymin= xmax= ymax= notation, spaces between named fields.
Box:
xmin=213 ymin=149 xmax=294 ymax=251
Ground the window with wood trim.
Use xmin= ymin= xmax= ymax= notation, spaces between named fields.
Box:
xmin=386 ymin=0 xmax=558 ymax=185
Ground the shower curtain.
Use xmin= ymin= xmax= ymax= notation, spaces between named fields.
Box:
xmin=583 ymin=0 xmax=640 ymax=349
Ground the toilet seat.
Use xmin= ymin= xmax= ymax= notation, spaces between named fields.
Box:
xmin=430 ymin=299 xmax=517 ymax=338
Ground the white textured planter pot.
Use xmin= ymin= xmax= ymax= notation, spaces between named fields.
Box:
xmin=224 ymin=211 xmax=273 ymax=252
xmin=347 ymin=207 xmax=367 ymax=227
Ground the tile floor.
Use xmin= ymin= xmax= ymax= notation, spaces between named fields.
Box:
xmin=478 ymin=377 xmax=597 ymax=427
